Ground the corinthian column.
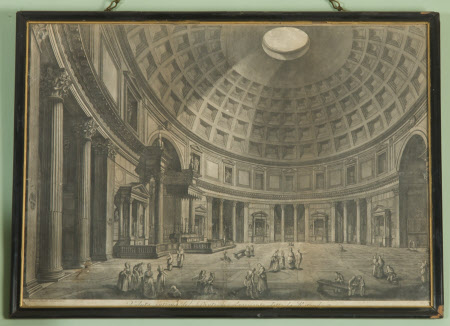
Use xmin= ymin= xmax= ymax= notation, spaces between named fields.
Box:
xmin=218 ymin=199 xmax=224 ymax=240
xmin=156 ymin=174 xmax=165 ymax=244
xmin=38 ymin=66 xmax=72 ymax=282
xmin=75 ymin=118 xmax=97 ymax=267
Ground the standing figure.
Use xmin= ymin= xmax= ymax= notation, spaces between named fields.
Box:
xmin=167 ymin=252 xmax=174 ymax=271
xmin=204 ymin=272 xmax=216 ymax=294
xmin=287 ymin=247 xmax=296 ymax=269
xmin=244 ymin=270 xmax=255 ymax=298
xmin=421 ymin=261 xmax=430 ymax=284
xmin=156 ymin=265 xmax=167 ymax=294
xmin=269 ymin=250 xmax=280 ymax=272
xmin=295 ymin=249 xmax=303 ymax=270
xmin=374 ymin=255 xmax=385 ymax=278
xmin=372 ymin=255 xmax=378 ymax=277
xmin=250 ymin=245 xmax=255 ymax=257
xmin=142 ymin=263 xmax=155 ymax=298
xmin=117 ymin=262 xmax=132 ymax=292
xmin=131 ymin=263 xmax=143 ymax=291
xmin=256 ymin=263 xmax=268 ymax=296
xmin=280 ymin=251 xmax=286 ymax=270
xmin=334 ymin=272 xmax=345 ymax=294
xmin=177 ymin=247 xmax=185 ymax=268
xmin=358 ymin=276 xmax=365 ymax=296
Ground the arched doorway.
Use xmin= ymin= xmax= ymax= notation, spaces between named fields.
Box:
xmin=399 ymin=135 xmax=428 ymax=248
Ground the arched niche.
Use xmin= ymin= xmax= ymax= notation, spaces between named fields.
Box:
xmin=398 ymin=134 xmax=428 ymax=248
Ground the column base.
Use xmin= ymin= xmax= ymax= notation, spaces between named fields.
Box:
xmin=24 ymin=279 xmax=42 ymax=298
xmin=91 ymin=254 xmax=112 ymax=261
xmin=38 ymin=268 xmax=65 ymax=283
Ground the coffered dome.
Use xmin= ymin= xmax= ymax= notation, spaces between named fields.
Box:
xmin=117 ymin=23 xmax=427 ymax=163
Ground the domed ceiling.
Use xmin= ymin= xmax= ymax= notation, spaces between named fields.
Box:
xmin=118 ymin=23 xmax=427 ymax=162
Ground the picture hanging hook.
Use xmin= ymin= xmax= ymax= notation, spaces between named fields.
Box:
xmin=328 ymin=0 xmax=346 ymax=12
xmin=105 ymin=0 xmax=121 ymax=12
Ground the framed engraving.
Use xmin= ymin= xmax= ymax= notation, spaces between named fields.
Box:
xmin=10 ymin=11 xmax=442 ymax=318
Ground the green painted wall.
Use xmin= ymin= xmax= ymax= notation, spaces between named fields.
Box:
xmin=0 ymin=0 xmax=447 ymax=324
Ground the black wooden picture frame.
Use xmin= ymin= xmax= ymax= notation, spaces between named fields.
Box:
xmin=10 ymin=11 xmax=442 ymax=318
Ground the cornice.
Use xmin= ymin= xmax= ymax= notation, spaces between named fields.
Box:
xmin=197 ymin=173 xmax=399 ymax=202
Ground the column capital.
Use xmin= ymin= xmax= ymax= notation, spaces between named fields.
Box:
xmin=365 ymin=196 xmax=373 ymax=204
xmin=304 ymin=203 xmax=310 ymax=209
xmin=231 ymin=200 xmax=237 ymax=208
xmin=74 ymin=117 xmax=98 ymax=141
xmin=92 ymin=138 xmax=117 ymax=159
xmin=206 ymin=196 xmax=214 ymax=203
xmin=218 ymin=198 xmax=224 ymax=204
xmin=269 ymin=204 xmax=276 ymax=210
xmin=41 ymin=65 xmax=72 ymax=99
xmin=244 ymin=202 xmax=250 ymax=209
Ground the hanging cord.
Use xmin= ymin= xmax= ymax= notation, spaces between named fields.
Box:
xmin=329 ymin=0 xmax=346 ymax=12
xmin=105 ymin=0 xmax=121 ymax=11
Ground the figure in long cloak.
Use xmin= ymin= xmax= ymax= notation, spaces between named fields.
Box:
xmin=250 ymin=245 xmax=255 ymax=257
xmin=268 ymin=250 xmax=280 ymax=272
xmin=256 ymin=263 xmax=268 ymax=296
xmin=167 ymin=252 xmax=174 ymax=271
xmin=295 ymin=249 xmax=303 ymax=270
xmin=176 ymin=248 xmax=185 ymax=268
xmin=130 ymin=263 xmax=143 ymax=291
xmin=244 ymin=270 xmax=255 ymax=298
xmin=117 ymin=262 xmax=132 ymax=292
xmin=142 ymin=263 xmax=155 ymax=298
xmin=204 ymin=272 xmax=216 ymax=294
xmin=280 ymin=251 xmax=286 ymax=270
xmin=374 ymin=255 xmax=385 ymax=278
xmin=287 ymin=248 xmax=296 ymax=269
xmin=372 ymin=255 xmax=378 ymax=277
xmin=156 ymin=265 xmax=167 ymax=294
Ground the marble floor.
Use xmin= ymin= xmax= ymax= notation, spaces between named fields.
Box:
xmin=30 ymin=242 xmax=429 ymax=301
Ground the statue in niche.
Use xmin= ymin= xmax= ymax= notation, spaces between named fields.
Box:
xmin=190 ymin=154 xmax=200 ymax=174
xmin=225 ymin=166 xmax=232 ymax=184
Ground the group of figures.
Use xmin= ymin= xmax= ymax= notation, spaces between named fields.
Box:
xmin=192 ymin=270 xmax=216 ymax=295
xmin=269 ymin=247 xmax=302 ymax=272
xmin=244 ymin=263 xmax=269 ymax=299
xmin=166 ymin=248 xmax=185 ymax=271
xmin=234 ymin=245 xmax=255 ymax=259
xmin=334 ymin=272 xmax=366 ymax=297
xmin=372 ymin=254 xmax=399 ymax=284
xmin=117 ymin=262 xmax=175 ymax=298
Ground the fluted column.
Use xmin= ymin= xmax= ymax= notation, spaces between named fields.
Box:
xmin=91 ymin=138 xmax=116 ymax=261
xmin=189 ymin=198 xmax=195 ymax=234
xmin=330 ymin=202 xmax=336 ymax=243
xmin=206 ymin=196 xmax=213 ymax=240
xmin=231 ymin=201 xmax=237 ymax=242
xmin=156 ymin=175 xmax=165 ymax=244
xmin=243 ymin=203 xmax=249 ymax=242
xmin=118 ymin=198 xmax=124 ymax=240
xmin=343 ymin=201 xmax=348 ymax=243
xmin=281 ymin=205 xmax=285 ymax=242
xmin=219 ymin=199 xmax=224 ymax=240
xmin=392 ymin=187 xmax=400 ymax=248
xmin=143 ymin=203 xmax=149 ymax=244
xmin=269 ymin=205 xmax=275 ymax=242
xmin=304 ymin=204 xmax=310 ymax=242
xmin=356 ymin=199 xmax=361 ymax=244
xmin=129 ymin=199 xmax=134 ymax=242
xmin=366 ymin=197 xmax=372 ymax=245
xmin=75 ymin=118 xmax=97 ymax=267
xmin=38 ymin=66 xmax=72 ymax=282
xmin=293 ymin=205 xmax=298 ymax=242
